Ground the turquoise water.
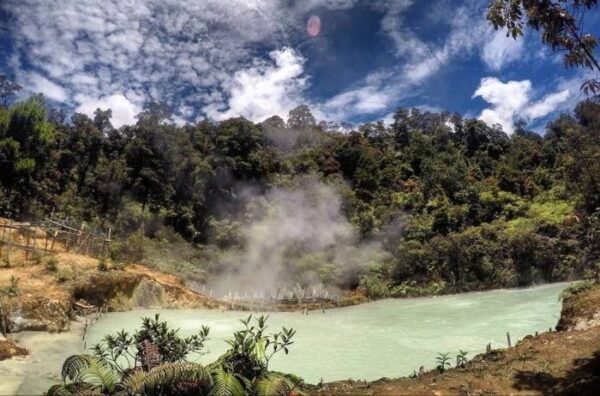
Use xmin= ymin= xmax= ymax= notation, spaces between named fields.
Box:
xmin=86 ymin=282 xmax=566 ymax=384
xmin=0 ymin=282 xmax=567 ymax=394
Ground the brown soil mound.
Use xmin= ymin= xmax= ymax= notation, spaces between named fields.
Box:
xmin=0 ymin=339 xmax=28 ymax=360
xmin=556 ymin=284 xmax=600 ymax=331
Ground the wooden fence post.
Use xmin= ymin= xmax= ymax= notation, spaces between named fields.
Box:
xmin=506 ymin=332 xmax=512 ymax=348
xmin=0 ymin=223 xmax=5 ymax=259
xmin=25 ymin=227 xmax=31 ymax=260
xmin=6 ymin=221 xmax=12 ymax=266
xmin=50 ymin=230 xmax=57 ymax=252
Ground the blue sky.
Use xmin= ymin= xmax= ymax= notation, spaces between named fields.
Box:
xmin=0 ymin=0 xmax=598 ymax=133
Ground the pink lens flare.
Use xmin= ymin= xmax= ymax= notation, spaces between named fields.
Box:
xmin=307 ymin=15 xmax=321 ymax=37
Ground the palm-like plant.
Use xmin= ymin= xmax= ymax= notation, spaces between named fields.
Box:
xmin=456 ymin=349 xmax=468 ymax=368
xmin=436 ymin=352 xmax=451 ymax=373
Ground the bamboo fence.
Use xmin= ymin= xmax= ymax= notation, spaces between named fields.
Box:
xmin=0 ymin=217 xmax=111 ymax=264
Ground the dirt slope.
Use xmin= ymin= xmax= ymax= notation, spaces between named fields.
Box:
xmin=0 ymin=247 xmax=218 ymax=333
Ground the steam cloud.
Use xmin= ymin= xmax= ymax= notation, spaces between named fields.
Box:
xmin=205 ymin=177 xmax=387 ymax=297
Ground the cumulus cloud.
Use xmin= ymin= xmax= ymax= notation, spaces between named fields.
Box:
xmin=74 ymin=94 xmax=141 ymax=128
xmin=26 ymin=73 xmax=68 ymax=102
xmin=473 ymin=77 xmax=572 ymax=133
xmin=1 ymin=0 xmax=311 ymax=123
xmin=204 ymin=48 xmax=307 ymax=122
xmin=481 ymin=29 xmax=525 ymax=71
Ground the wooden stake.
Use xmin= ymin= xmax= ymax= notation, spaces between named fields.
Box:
xmin=25 ymin=227 xmax=31 ymax=260
xmin=32 ymin=226 xmax=37 ymax=253
xmin=506 ymin=332 xmax=511 ymax=348
xmin=44 ymin=232 xmax=49 ymax=256
xmin=50 ymin=230 xmax=57 ymax=252
xmin=6 ymin=221 xmax=12 ymax=267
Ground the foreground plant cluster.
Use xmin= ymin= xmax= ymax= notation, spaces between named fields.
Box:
xmin=48 ymin=314 xmax=300 ymax=396
xmin=0 ymin=83 xmax=599 ymax=295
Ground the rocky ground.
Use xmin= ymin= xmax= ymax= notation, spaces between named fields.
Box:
xmin=310 ymin=283 xmax=600 ymax=396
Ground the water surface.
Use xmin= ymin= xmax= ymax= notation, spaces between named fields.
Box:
xmin=87 ymin=283 xmax=566 ymax=383
xmin=0 ymin=282 xmax=567 ymax=394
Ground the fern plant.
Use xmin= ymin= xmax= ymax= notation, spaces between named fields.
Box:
xmin=57 ymin=354 xmax=119 ymax=394
xmin=122 ymin=362 xmax=212 ymax=395
xmin=208 ymin=367 xmax=245 ymax=396
xmin=254 ymin=373 xmax=296 ymax=396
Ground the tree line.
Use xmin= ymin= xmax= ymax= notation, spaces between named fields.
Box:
xmin=1 ymin=78 xmax=599 ymax=294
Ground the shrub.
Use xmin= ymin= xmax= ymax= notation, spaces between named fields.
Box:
xmin=358 ymin=273 xmax=391 ymax=299
xmin=97 ymin=258 xmax=109 ymax=272
xmin=45 ymin=256 xmax=58 ymax=272
xmin=559 ymin=281 xmax=594 ymax=301
xmin=109 ymin=229 xmax=145 ymax=264
xmin=30 ymin=250 xmax=42 ymax=264
xmin=55 ymin=266 xmax=74 ymax=283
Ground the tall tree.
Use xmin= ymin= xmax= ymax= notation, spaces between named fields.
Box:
xmin=0 ymin=75 xmax=22 ymax=107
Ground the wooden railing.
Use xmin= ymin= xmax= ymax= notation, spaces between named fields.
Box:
xmin=0 ymin=217 xmax=111 ymax=264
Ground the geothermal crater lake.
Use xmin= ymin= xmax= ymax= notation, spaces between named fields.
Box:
xmin=1 ymin=282 xmax=568 ymax=394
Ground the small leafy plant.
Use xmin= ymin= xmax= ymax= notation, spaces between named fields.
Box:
xmin=436 ymin=352 xmax=451 ymax=373
xmin=219 ymin=314 xmax=296 ymax=379
xmin=92 ymin=314 xmax=209 ymax=374
xmin=456 ymin=349 xmax=468 ymax=368
xmin=3 ymin=275 xmax=20 ymax=296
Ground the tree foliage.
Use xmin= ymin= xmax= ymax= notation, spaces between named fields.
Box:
xmin=0 ymin=78 xmax=599 ymax=294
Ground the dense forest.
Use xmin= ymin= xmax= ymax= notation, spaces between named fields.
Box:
xmin=1 ymin=80 xmax=599 ymax=297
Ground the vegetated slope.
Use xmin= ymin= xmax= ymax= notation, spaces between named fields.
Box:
xmin=0 ymin=94 xmax=599 ymax=296
xmin=0 ymin=223 xmax=218 ymax=335
xmin=312 ymin=283 xmax=600 ymax=396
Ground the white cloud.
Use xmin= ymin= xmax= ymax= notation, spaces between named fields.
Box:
xmin=1 ymin=0 xmax=316 ymax=122
xmin=481 ymin=29 xmax=525 ymax=71
xmin=74 ymin=94 xmax=141 ymax=128
xmin=26 ymin=73 xmax=68 ymax=102
xmin=523 ymin=89 xmax=571 ymax=119
xmin=473 ymin=77 xmax=572 ymax=134
xmin=204 ymin=48 xmax=307 ymax=122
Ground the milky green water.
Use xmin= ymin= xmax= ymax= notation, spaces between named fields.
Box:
xmin=0 ymin=282 xmax=568 ymax=394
